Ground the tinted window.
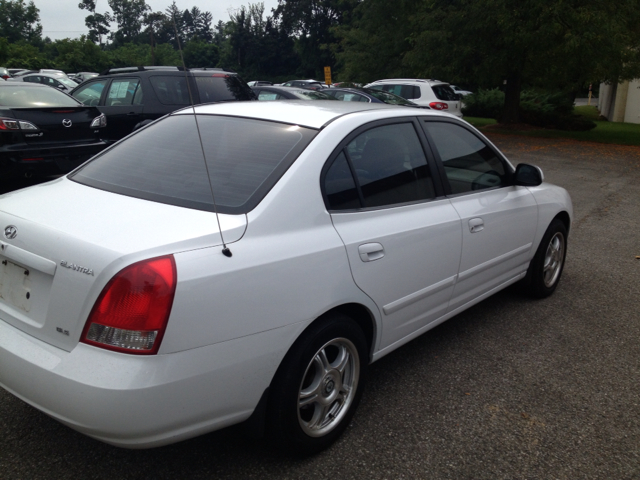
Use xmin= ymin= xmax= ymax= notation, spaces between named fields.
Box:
xmin=431 ymin=85 xmax=458 ymax=101
xmin=0 ymin=85 xmax=81 ymax=107
xmin=369 ymin=84 xmax=419 ymax=100
xmin=195 ymin=75 xmax=256 ymax=102
xmin=105 ymin=78 xmax=140 ymax=106
xmin=150 ymin=76 xmax=190 ymax=105
xmin=325 ymin=123 xmax=435 ymax=210
xmin=423 ymin=122 xmax=508 ymax=194
xmin=325 ymin=152 xmax=360 ymax=209
xmin=330 ymin=91 xmax=369 ymax=102
xmin=73 ymin=80 xmax=108 ymax=106
xmin=257 ymin=91 xmax=280 ymax=101
xmin=70 ymin=115 xmax=316 ymax=214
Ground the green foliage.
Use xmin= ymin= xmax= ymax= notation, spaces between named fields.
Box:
xmin=3 ymin=40 xmax=50 ymax=69
xmin=43 ymin=37 xmax=110 ymax=72
xmin=0 ymin=0 xmax=42 ymax=44
xmin=183 ymin=39 xmax=219 ymax=68
xmin=463 ymin=88 xmax=596 ymax=131
xmin=105 ymin=42 xmax=179 ymax=68
xmin=461 ymin=89 xmax=505 ymax=119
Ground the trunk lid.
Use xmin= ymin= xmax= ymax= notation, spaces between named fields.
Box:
xmin=0 ymin=178 xmax=246 ymax=351
xmin=11 ymin=107 xmax=102 ymax=145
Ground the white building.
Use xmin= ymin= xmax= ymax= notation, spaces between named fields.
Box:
xmin=598 ymin=80 xmax=640 ymax=124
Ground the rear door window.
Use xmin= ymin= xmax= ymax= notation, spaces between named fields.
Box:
xmin=105 ymin=78 xmax=140 ymax=106
xmin=324 ymin=122 xmax=436 ymax=210
xmin=149 ymin=76 xmax=190 ymax=105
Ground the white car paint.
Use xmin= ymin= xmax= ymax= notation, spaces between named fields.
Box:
xmin=0 ymin=101 xmax=572 ymax=449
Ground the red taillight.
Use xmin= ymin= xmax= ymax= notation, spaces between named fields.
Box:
xmin=211 ymin=73 xmax=229 ymax=77
xmin=81 ymin=255 xmax=177 ymax=355
xmin=429 ymin=102 xmax=449 ymax=110
xmin=1 ymin=75 xmax=9 ymax=80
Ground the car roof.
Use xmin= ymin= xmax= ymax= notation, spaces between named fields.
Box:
xmin=174 ymin=100 xmax=444 ymax=129
xmin=368 ymin=78 xmax=450 ymax=86
xmin=0 ymin=82 xmax=51 ymax=88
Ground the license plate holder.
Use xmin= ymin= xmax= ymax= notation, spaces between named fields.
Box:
xmin=0 ymin=258 xmax=32 ymax=312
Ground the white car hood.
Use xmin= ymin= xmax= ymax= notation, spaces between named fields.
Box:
xmin=0 ymin=177 xmax=246 ymax=351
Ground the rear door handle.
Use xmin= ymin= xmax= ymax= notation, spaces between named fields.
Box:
xmin=358 ymin=243 xmax=384 ymax=262
xmin=469 ymin=218 xmax=484 ymax=233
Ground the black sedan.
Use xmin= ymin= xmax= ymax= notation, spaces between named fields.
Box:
xmin=0 ymin=83 xmax=107 ymax=178
xmin=251 ymin=85 xmax=337 ymax=101
xmin=323 ymin=87 xmax=429 ymax=108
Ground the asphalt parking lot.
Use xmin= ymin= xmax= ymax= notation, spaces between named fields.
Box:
xmin=1 ymin=133 xmax=639 ymax=479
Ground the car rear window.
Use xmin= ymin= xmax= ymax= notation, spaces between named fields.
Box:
xmin=70 ymin=114 xmax=316 ymax=214
xmin=431 ymin=85 xmax=458 ymax=101
xmin=0 ymin=85 xmax=81 ymax=107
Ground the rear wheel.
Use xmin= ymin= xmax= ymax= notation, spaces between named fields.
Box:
xmin=524 ymin=219 xmax=568 ymax=298
xmin=267 ymin=313 xmax=368 ymax=455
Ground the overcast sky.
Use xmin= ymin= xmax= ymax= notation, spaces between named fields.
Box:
xmin=38 ymin=0 xmax=280 ymax=41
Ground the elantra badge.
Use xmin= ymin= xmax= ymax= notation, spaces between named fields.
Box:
xmin=4 ymin=225 xmax=17 ymax=239
xmin=62 ymin=119 xmax=72 ymax=127
xmin=60 ymin=260 xmax=94 ymax=276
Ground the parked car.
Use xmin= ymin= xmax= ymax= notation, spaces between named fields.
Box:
xmin=365 ymin=78 xmax=463 ymax=117
xmin=0 ymin=82 xmax=107 ymax=177
xmin=252 ymin=85 xmax=337 ymax=101
xmin=7 ymin=69 xmax=35 ymax=77
xmin=323 ymin=86 xmax=429 ymax=107
xmin=247 ymin=80 xmax=273 ymax=86
xmin=70 ymin=66 xmax=256 ymax=143
xmin=16 ymin=73 xmax=79 ymax=93
xmin=281 ymin=79 xmax=326 ymax=90
xmin=74 ymin=72 xmax=99 ymax=83
xmin=0 ymin=101 xmax=572 ymax=455
xmin=451 ymin=85 xmax=473 ymax=96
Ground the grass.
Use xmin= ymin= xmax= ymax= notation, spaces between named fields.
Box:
xmin=464 ymin=106 xmax=640 ymax=146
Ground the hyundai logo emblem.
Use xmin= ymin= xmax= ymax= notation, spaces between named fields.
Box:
xmin=62 ymin=119 xmax=72 ymax=127
xmin=4 ymin=225 xmax=17 ymax=239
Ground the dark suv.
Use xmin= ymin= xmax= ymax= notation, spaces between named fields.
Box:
xmin=70 ymin=67 xmax=256 ymax=143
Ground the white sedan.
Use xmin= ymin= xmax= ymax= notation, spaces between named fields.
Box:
xmin=0 ymin=101 xmax=571 ymax=455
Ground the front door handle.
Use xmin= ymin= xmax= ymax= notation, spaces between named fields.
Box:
xmin=358 ymin=243 xmax=385 ymax=262
xmin=469 ymin=218 xmax=484 ymax=233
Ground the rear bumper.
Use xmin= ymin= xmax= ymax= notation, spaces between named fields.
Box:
xmin=0 ymin=318 xmax=296 ymax=448
xmin=1 ymin=141 xmax=107 ymax=175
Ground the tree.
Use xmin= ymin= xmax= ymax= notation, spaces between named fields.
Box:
xmin=78 ymin=0 xmax=111 ymax=44
xmin=108 ymin=0 xmax=150 ymax=46
xmin=402 ymin=0 xmax=640 ymax=123
xmin=274 ymin=0 xmax=360 ymax=78
xmin=0 ymin=0 xmax=42 ymax=44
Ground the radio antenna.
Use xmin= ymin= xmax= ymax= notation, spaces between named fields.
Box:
xmin=172 ymin=16 xmax=232 ymax=258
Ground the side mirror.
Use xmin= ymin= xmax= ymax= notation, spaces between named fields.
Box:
xmin=514 ymin=163 xmax=544 ymax=186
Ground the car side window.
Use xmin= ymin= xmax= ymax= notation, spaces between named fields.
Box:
xmin=72 ymin=80 xmax=108 ymax=106
xmin=370 ymin=84 xmax=418 ymax=100
xmin=149 ymin=76 xmax=190 ymax=105
xmin=324 ymin=123 xmax=436 ymax=210
xmin=105 ymin=78 xmax=140 ymax=106
xmin=258 ymin=91 xmax=279 ymax=101
xmin=423 ymin=121 xmax=509 ymax=194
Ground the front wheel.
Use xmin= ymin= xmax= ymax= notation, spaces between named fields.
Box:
xmin=267 ymin=314 xmax=368 ymax=455
xmin=524 ymin=218 xmax=568 ymax=298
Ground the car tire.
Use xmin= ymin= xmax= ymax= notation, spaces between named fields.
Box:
xmin=267 ymin=313 xmax=368 ymax=455
xmin=524 ymin=218 xmax=568 ymax=298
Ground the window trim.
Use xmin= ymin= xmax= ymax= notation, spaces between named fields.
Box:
xmin=321 ymin=117 xmax=445 ymax=212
